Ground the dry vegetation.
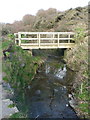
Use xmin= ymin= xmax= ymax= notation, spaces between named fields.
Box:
xmin=0 ymin=6 xmax=88 ymax=34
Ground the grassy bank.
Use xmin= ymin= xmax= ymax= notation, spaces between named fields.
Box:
xmin=64 ymin=30 xmax=89 ymax=118
xmin=2 ymin=39 xmax=45 ymax=118
xmin=2 ymin=40 xmax=44 ymax=90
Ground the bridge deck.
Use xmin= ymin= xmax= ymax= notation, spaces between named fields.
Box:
xmin=14 ymin=32 xmax=75 ymax=49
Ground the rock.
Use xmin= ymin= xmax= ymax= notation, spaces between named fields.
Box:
xmin=68 ymin=94 xmax=76 ymax=108
xmin=28 ymin=85 xmax=31 ymax=89
xmin=2 ymin=99 xmax=19 ymax=118
xmin=54 ymin=89 xmax=58 ymax=92
xmin=63 ymin=86 xmax=66 ymax=89
xmin=66 ymin=104 xmax=69 ymax=107
xmin=69 ymin=99 xmax=76 ymax=108
xmin=21 ymin=63 xmax=25 ymax=67
xmin=0 ymin=81 xmax=3 ymax=85
xmin=35 ymin=90 xmax=41 ymax=95
xmin=68 ymin=94 xmax=73 ymax=98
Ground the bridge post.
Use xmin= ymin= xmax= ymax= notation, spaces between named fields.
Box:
xmin=38 ymin=33 xmax=40 ymax=47
xmin=53 ymin=33 xmax=54 ymax=43
xmin=14 ymin=33 xmax=17 ymax=45
xmin=37 ymin=33 xmax=38 ymax=44
xmin=68 ymin=34 xmax=70 ymax=43
xmin=18 ymin=33 xmax=21 ymax=46
xmin=58 ymin=33 xmax=59 ymax=47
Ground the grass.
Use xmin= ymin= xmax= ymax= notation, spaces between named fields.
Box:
xmin=10 ymin=112 xmax=27 ymax=118
xmin=2 ymin=41 xmax=44 ymax=89
xmin=2 ymin=40 xmax=13 ymax=50
xmin=8 ymin=104 xmax=16 ymax=108
xmin=64 ymin=29 xmax=89 ymax=118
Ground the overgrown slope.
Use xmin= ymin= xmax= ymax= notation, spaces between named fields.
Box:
xmin=64 ymin=30 xmax=89 ymax=118
xmin=2 ymin=41 xmax=44 ymax=90
xmin=0 ymin=6 xmax=88 ymax=33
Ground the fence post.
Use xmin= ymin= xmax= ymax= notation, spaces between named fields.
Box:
xmin=37 ymin=33 xmax=38 ymax=44
xmin=18 ymin=33 xmax=21 ymax=46
xmin=53 ymin=33 xmax=54 ymax=43
xmin=58 ymin=33 xmax=59 ymax=47
xmin=14 ymin=33 xmax=16 ymax=44
xmin=39 ymin=33 xmax=40 ymax=47
xmin=68 ymin=34 xmax=70 ymax=43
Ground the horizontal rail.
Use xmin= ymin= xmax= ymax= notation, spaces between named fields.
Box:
xmin=20 ymin=38 xmax=73 ymax=40
xmin=21 ymin=43 xmax=75 ymax=45
xmin=20 ymin=43 xmax=75 ymax=49
xmin=17 ymin=32 xmax=75 ymax=35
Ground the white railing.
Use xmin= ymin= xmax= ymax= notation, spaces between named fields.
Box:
xmin=14 ymin=32 xmax=75 ymax=49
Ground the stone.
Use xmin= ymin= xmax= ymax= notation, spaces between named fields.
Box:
xmin=28 ymin=85 xmax=31 ymax=89
xmin=66 ymin=104 xmax=69 ymax=107
xmin=54 ymin=89 xmax=58 ymax=92
xmin=35 ymin=90 xmax=41 ymax=95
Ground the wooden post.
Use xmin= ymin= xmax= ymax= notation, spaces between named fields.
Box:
xmin=38 ymin=33 xmax=40 ymax=47
xmin=14 ymin=33 xmax=16 ymax=44
xmin=58 ymin=33 xmax=59 ymax=47
xmin=18 ymin=33 xmax=21 ymax=46
xmin=53 ymin=33 xmax=54 ymax=43
xmin=37 ymin=33 xmax=38 ymax=43
xmin=15 ymin=38 xmax=16 ymax=44
xmin=68 ymin=34 xmax=70 ymax=43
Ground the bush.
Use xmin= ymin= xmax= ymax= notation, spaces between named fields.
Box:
xmin=8 ymin=34 xmax=15 ymax=40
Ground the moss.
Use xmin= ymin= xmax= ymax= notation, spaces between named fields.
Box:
xmin=8 ymin=104 xmax=16 ymax=108
xmin=10 ymin=112 xmax=27 ymax=118
xmin=3 ymin=44 xmax=44 ymax=90
xmin=2 ymin=40 xmax=13 ymax=50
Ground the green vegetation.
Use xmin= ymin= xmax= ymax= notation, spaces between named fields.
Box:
xmin=2 ymin=40 xmax=13 ymax=49
xmin=8 ymin=34 xmax=15 ymax=40
xmin=64 ymin=28 xmax=89 ymax=118
xmin=10 ymin=112 xmax=27 ymax=118
xmin=8 ymin=104 xmax=16 ymax=108
xmin=2 ymin=39 xmax=45 ymax=118
xmin=2 ymin=41 xmax=44 ymax=90
xmin=74 ymin=28 xmax=85 ymax=44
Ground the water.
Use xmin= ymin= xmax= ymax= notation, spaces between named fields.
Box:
xmin=22 ymin=57 xmax=78 ymax=118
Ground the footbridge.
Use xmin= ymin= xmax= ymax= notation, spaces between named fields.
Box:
xmin=14 ymin=32 xmax=75 ymax=49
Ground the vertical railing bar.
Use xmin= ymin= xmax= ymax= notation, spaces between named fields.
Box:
xmin=68 ymin=34 xmax=70 ymax=43
xmin=39 ymin=33 xmax=40 ymax=47
xmin=58 ymin=33 xmax=59 ymax=47
xmin=18 ymin=33 xmax=21 ymax=46
xmin=37 ymin=33 xmax=38 ymax=44
xmin=53 ymin=33 xmax=54 ymax=44
xmin=14 ymin=33 xmax=17 ymax=45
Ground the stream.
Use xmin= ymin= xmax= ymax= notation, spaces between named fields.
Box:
xmin=12 ymin=54 xmax=78 ymax=119
xmin=4 ymin=47 xmax=78 ymax=119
